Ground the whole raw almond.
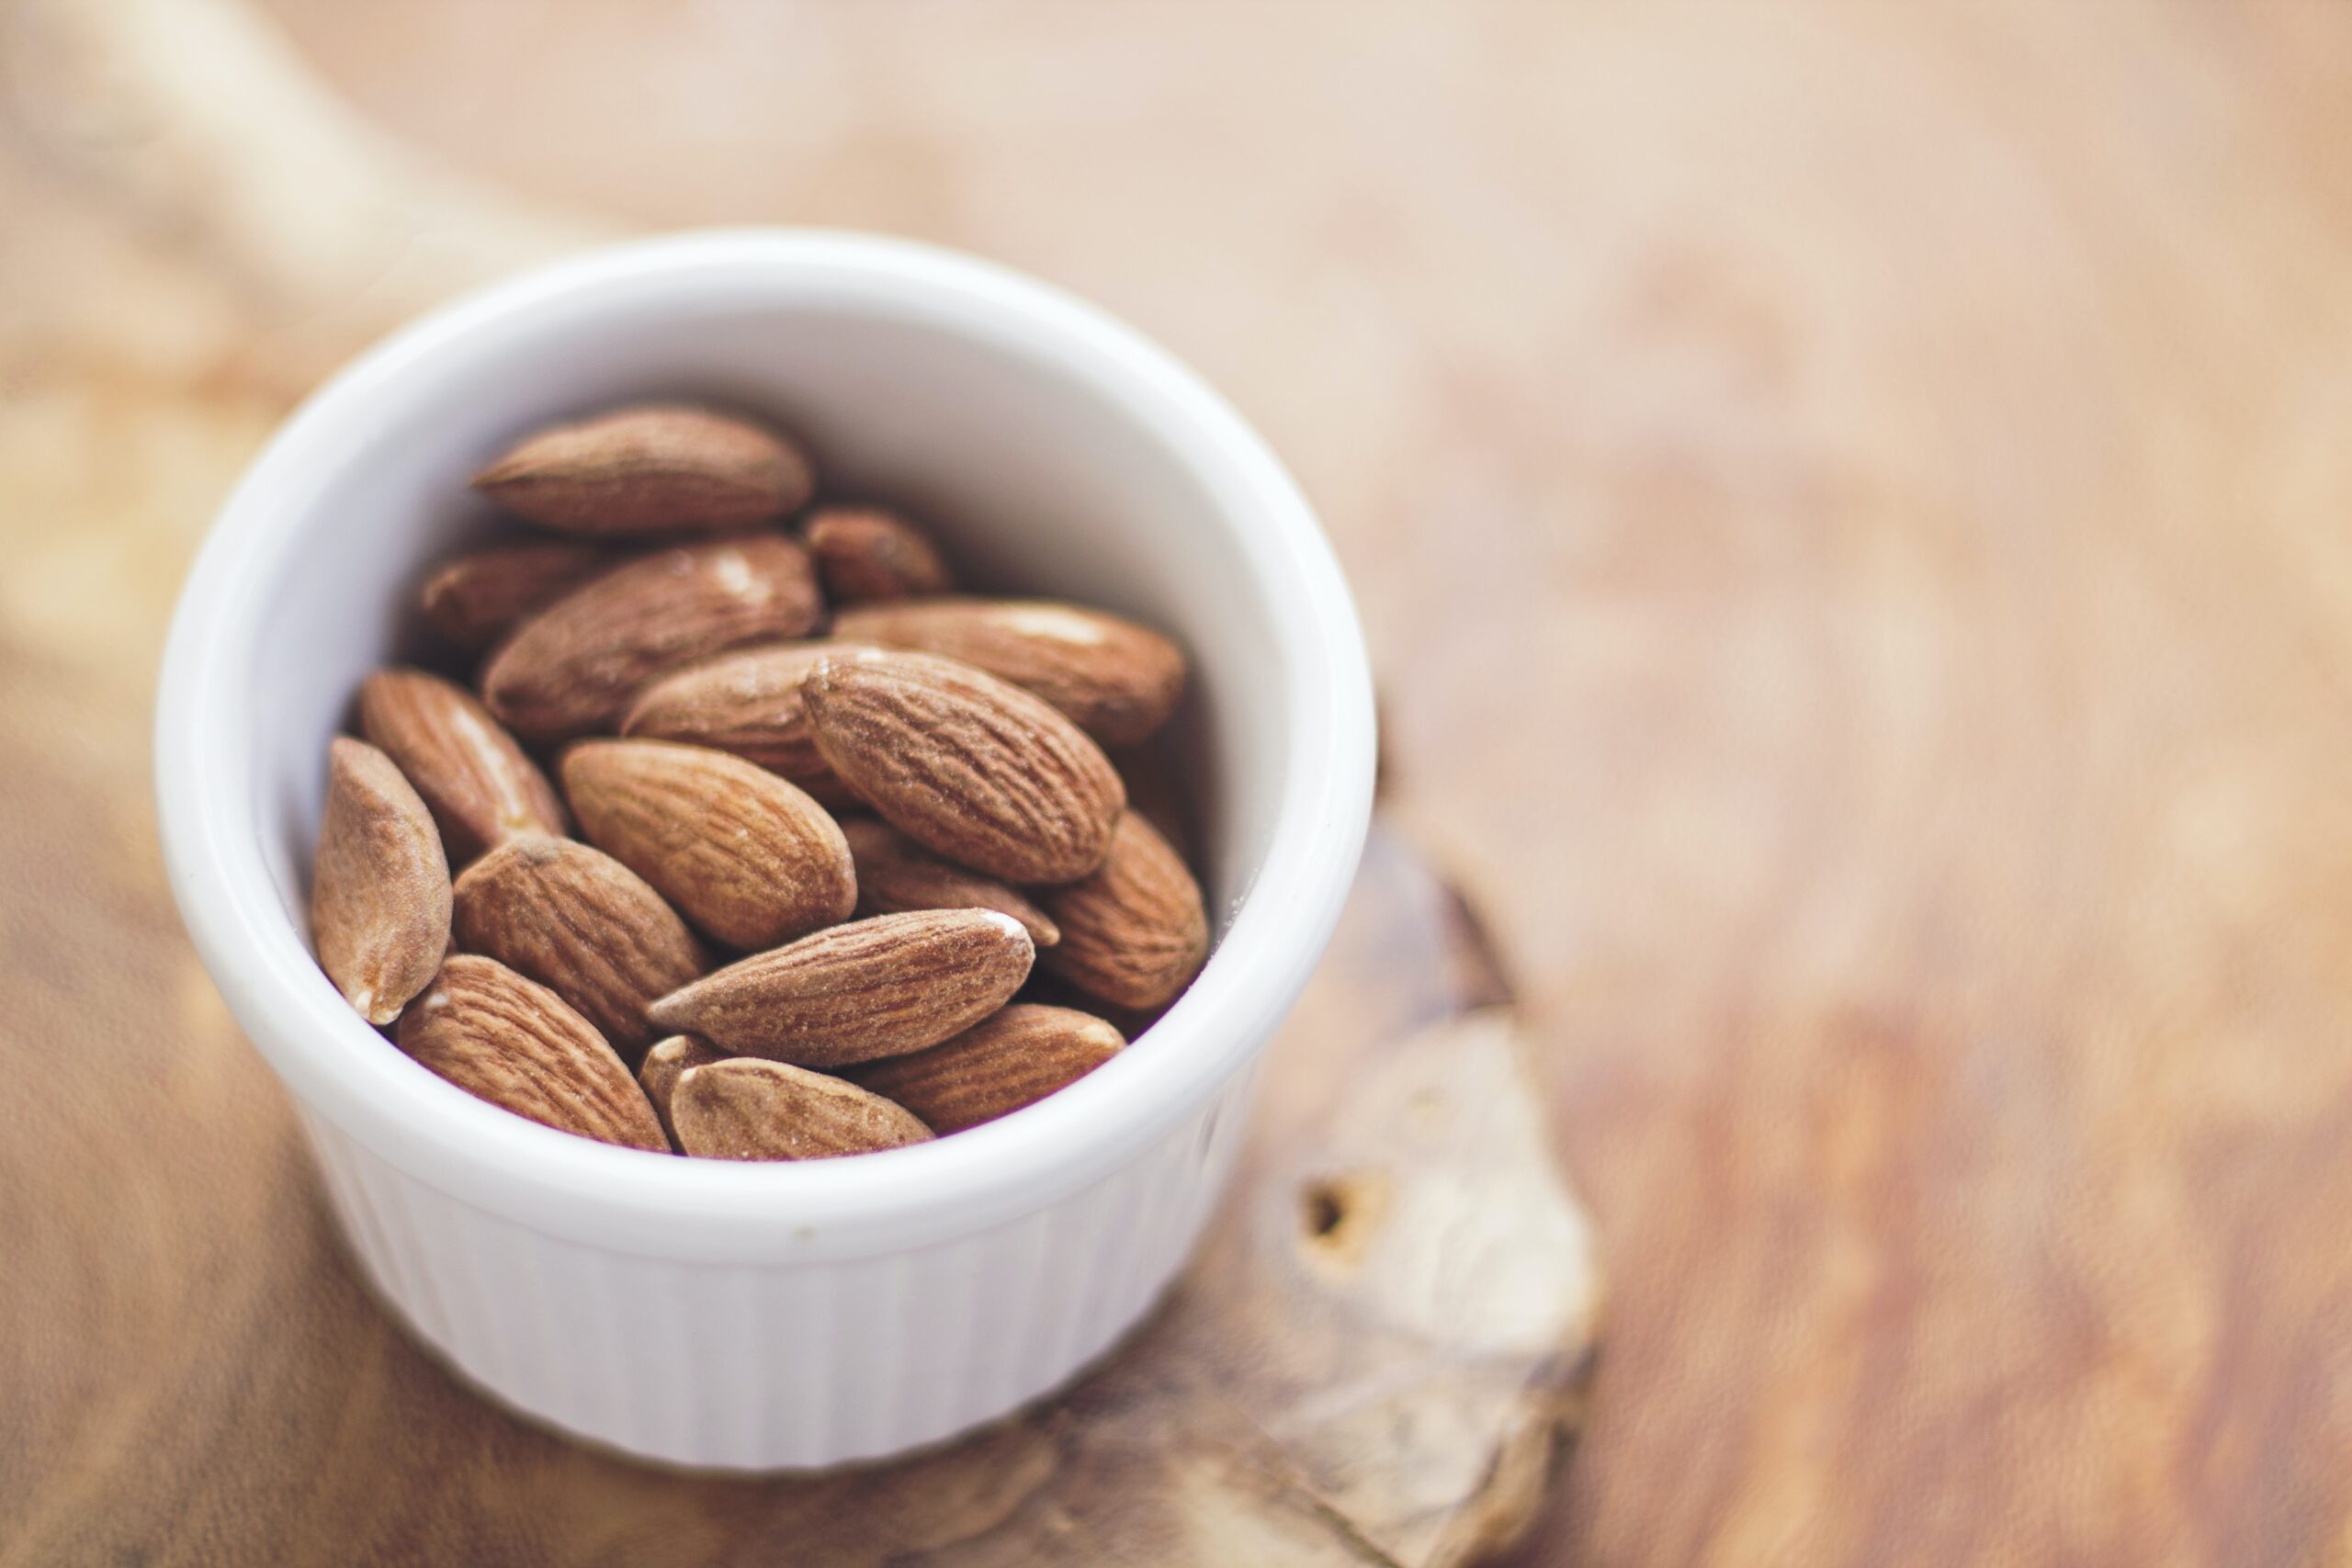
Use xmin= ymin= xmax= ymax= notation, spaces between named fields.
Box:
xmin=831 ymin=598 xmax=1186 ymax=746
xmin=847 ymin=1004 xmax=1122 ymax=1134
xmin=801 ymin=505 xmax=955 ymax=604
xmin=482 ymin=534 xmax=823 ymax=741
xmin=619 ymin=642 xmax=864 ymax=807
xmin=561 ymin=739 xmax=854 ymax=951
xmin=672 ymin=1057 xmax=933 ymax=1161
xmin=639 ymin=1034 xmax=726 ymax=1145
xmin=358 ymin=668 xmax=567 ymax=863
xmin=802 ymin=649 xmax=1124 ymax=884
xmin=396 ymin=954 xmax=668 ymax=1151
xmin=1040 ymin=811 xmax=1209 ymax=1010
xmin=472 ymin=404 xmax=815 ymax=536
xmin=649 ymin=909 xmax=1034 ymax=1066
xmin=312 ymin=737 xmax=451 ymax=1025
xmin=451 ymin=832 xmax=705 ymax=1059
xmin=419 ymin=542 xmax=609 ymax=651
xmin=842 ymin=817 xmax=1058 ymax=948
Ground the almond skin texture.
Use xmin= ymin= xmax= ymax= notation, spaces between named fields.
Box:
xmin=638 ymin=1034 xmax=726 ymax=1146
xmin=1040 ymin=812 xmax=1209 ymax=1010
xmin=358 ymin=668 xmax=567 ymax=863
xmin=561 ymin=739 xmax=855 ymax=951
xmin=451 ymin=833 xmax=705 ymax=1059
xmin=395 ymin=954 xmax=668 ymax=1152
xmin=831 ymin=598 xmax=1186 ymax=746
xmin=619 ymin=642 xmax=864 ymax=807
xmin=842 ymin=817 xmax=1058 ymax=948
xmin=802 ymin=506 xmax=956 ymax=604
xmin=419 ymin=542 xmax=609 ymax=651
xmin=472 ymin=404 xmax=815 ymax=536
xmin=649 ymin=909 xmax=1034 ymax=1066
xmin=481 ymin=535 xmax=823 ymax=742
xmin=312 ymin=737 xmax=451 ymax=1025
xmin=847 ymin=1004 xmax=1122 ymax=1134
xmin=672 ymin=1058 xmax=933 ymax=1161
xmin=802 ymin=649 xmax=1125 ymax=884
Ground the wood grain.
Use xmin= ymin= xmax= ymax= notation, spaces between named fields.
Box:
xmin=11 ymin=0 xmax=2352 ymax=1561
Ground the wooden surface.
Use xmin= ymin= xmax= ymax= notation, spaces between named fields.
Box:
xmin=9 ymin=0 xmax=2352 ymax=1562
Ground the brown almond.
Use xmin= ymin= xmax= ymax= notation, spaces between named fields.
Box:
xmin=358 ymin=668 xmax=567 ymax=863
xmin=561 ymin=739 xmax=854 ymax=951
xmin=619 ymin=642 xmax=864 ymax=807
xmin=842 ymin=817 xmax=1058 ymax=948
xmin=847 ymin=1004 xmax=1122 ymax=1134
xmin=312 ymin=737 xmax=451 ymax=1025
xmin=419 ymin=542 xmax=609 ymax=651
xmin=473 ymin=404 xmax=815 ymax=536
xmin=639 ymin=1034 xmax=726 ymax=1146
xmin=1040 ymin=812 xmax=1208 ymax=1010
xmin=451 ymin=833 xmax=705 ymax=1059
xmin=802 ymin=649 xmax=1124 ymax=884
xmin=831 ymin=598 xmax=1186 ymax=746
xmin=802 ymin=505 xmax=955 ymax=604
xmin=482 ymin=535 xmax=823 ymax=741
xmin=649 ymin=909 xmax=1034 ymax=1066
xmin=395 ymin=954 xmax=667 ymax=1151
xmin=672 ymin=1058 xmax=932 ymax=1161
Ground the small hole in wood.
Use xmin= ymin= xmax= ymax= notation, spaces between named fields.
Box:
xmin=1296 ymin=1169 xmax=1389 ymax=1278
xmin=1304 ymin=1181 xmax=1347 ymax=1238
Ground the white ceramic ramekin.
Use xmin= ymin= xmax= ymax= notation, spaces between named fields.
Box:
xmin=153 ymin=231 xmax=1374 ymax=1469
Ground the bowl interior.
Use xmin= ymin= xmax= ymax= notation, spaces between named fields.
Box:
xmin=249 ymin=281 xmax=1283 ymax=951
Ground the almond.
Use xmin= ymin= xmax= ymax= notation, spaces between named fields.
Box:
xmin=395 ymin=954 xmax=667 ymax=1151
xmin=472 ymin=404 xmax=815 ymax=536
xmin=671 ymin=1057 xmax=932 ymax=1161
xmin=312 ymin=737 xmax=451 ymax=1025
xmin=419 ymin=542 xmax=609 ymax=651
xmin=638 ymin=1034 xmax=726 ymax=1145
xmin=648 ymin=909 xmax=1034 ymax=1066
xmin=831 ymin=597 xmax=1186 ymax=745
xmin=561 ymin=739 xmax=855 ymax=951
xmin=482 ymin=534 xmax=823 ymax=741
xmin=358 ymin=668 xmax=567 ymax=863
xmin=451 ymin=833 xmax=705 ymax=1059
xmin=802 ymin=505 xmax=955 ymax=604
xmin=618 ymin=642 xmax=864 ymax=807
xmin=802 ymin=649 xmax=1124 ymax=884
xmin=1039 ymin=811 xmax=1208 ymax=1010
xmin=842 ymin=817 xmax=1058 ymax=947
xmin=846 ymin=1004 xmax=1122 ymax=1134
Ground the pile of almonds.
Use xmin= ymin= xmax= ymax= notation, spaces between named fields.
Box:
xmin=311 ymin=403 xmax=1208 ymax=1161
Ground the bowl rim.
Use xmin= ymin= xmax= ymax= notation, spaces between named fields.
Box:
xmin=153 ymin=231 xmax=1374 ymax=1261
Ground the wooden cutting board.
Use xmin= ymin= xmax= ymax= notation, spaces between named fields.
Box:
xmin=0 ymin=5 xmax=1595 ymax=1563
xmin=0 ymin=778 xmax=1592 ymax=1568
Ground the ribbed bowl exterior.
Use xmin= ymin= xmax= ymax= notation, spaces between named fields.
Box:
xmin=296 ymin=1066 xmax=1257 ymax=1470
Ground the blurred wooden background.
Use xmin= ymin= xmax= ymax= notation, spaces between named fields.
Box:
xmin=7 ymin=0 xmax=2352 ymax=1562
